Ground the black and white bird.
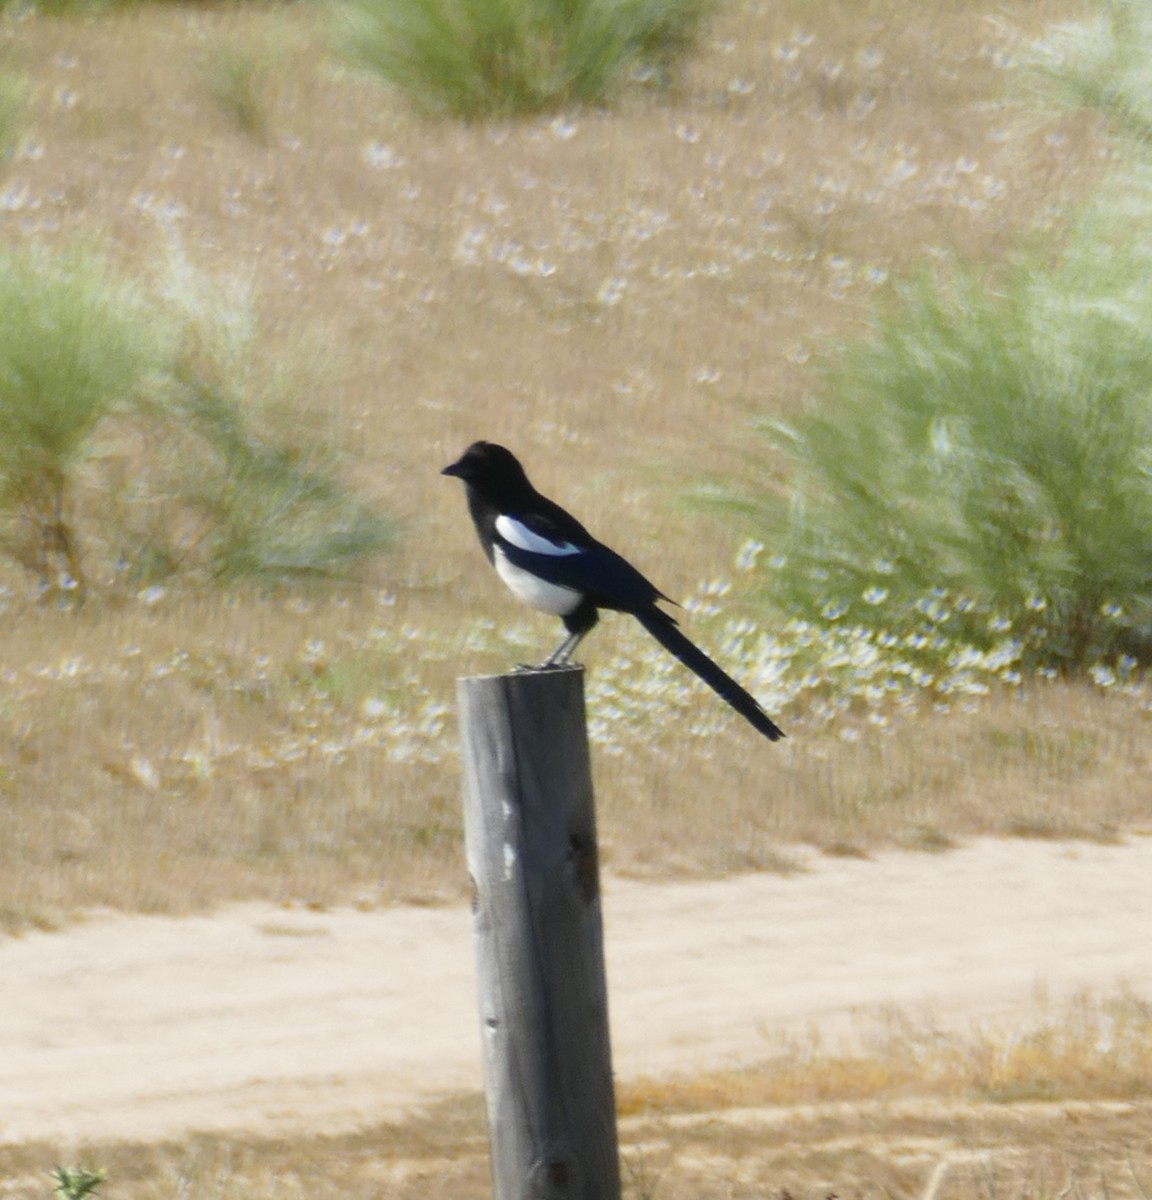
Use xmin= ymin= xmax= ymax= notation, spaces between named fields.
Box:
xmin=442 ymin=441 xmax=785 ymax=742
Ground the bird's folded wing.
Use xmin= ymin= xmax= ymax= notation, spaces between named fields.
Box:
xmin=498 ymin=534 xmax=670 ymax=613
xmin=495 ymin=513 xmax=584 ymax=557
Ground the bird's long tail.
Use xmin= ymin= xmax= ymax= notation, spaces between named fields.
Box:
xmin=633 ymin=608 xmax=785 ymax=741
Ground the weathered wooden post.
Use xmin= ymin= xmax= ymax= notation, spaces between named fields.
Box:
xmin=457 ymin=664 xmax=620 ymax=1200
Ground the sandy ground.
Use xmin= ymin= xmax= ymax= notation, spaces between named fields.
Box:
xmin=2 ymin=837 xmax=1151 ymax=1146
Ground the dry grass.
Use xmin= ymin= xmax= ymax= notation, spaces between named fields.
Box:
xmin=2 ymin=591 xmax=1148 ymax=933
xmin=0 ymin=0 xmax=1144 ymax=934
xmin=3 ymin=991 xmax=1150 ymax=1198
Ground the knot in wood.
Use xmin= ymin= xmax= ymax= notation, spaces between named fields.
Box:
xmin=567 ymin=833 xmax=599 ymax=904
xmin=524 ymin=1146 xmax=581 ymax=1199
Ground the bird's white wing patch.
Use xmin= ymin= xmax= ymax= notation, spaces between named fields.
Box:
xmin=495 ymin=514 xmax=582 ymax=557
xmin=494 ymin=548 xmax=583 ymax=615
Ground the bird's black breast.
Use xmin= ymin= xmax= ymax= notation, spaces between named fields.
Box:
xmin=464 ymin=489 xmax=499 ymax=567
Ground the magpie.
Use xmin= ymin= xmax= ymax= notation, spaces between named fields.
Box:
xmin=442 ymin=441 xmax=785 ymax=741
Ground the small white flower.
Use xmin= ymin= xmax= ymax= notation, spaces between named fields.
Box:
xmin=362 ymin=141 xmax=403 ymax=169
xmin=0 ymin=184 xmax=32 ymax=212
xmin=597 ymin=276 xmax=627 ymax=306
xmin=736 ymin=540 xmax=764 ymax=571
xmin=131 ymin=756 xmax=160 ymax=790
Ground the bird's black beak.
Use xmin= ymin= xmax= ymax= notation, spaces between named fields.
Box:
xmin=441 ymin=459 xmax=464 ymax=478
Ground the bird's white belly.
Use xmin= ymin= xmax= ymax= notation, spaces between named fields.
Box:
xmin=494 ymin=547 xmax=583 ymax=616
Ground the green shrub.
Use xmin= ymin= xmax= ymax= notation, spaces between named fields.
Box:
xmin=0 ymin=245 xmax=169 ymax=600
xmin=736 ymin=183 xmax=1152 ymax=676
xmin=201 ymin=42 xmax=273 ymax=139
xmin=1026 ymin=0 xmax=1152 ymax=147
xmin=52 ymin=1167 xmax=105 ymax=1200
xmin=166 ymin=370 xmax=396 ymax=584
xmin=109 ymin=252 xmax=395 ymax=589
xmin=333 ymin=0 xmax=716 ymax=119
xmin=0 ymin=243 xmax=393 ymax=598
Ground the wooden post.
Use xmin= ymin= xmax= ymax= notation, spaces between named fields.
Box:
xmin=458 ymin=665 xmax=620 ymax=1200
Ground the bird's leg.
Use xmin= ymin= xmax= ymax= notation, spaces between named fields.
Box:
xmin=513 ymin=630 xmax=582 ymax=672
xmin=518 ymin=602 xmax=599 ymax=671
xmin=539 ymin=629 xmax=585 ymax=669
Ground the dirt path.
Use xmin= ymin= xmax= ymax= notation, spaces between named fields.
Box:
xmin=3 ymin=837 xmax=1151 ymax=1145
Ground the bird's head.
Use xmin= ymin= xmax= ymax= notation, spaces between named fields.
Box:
xmin=442 ymin=441 xmax=533 ymax=502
